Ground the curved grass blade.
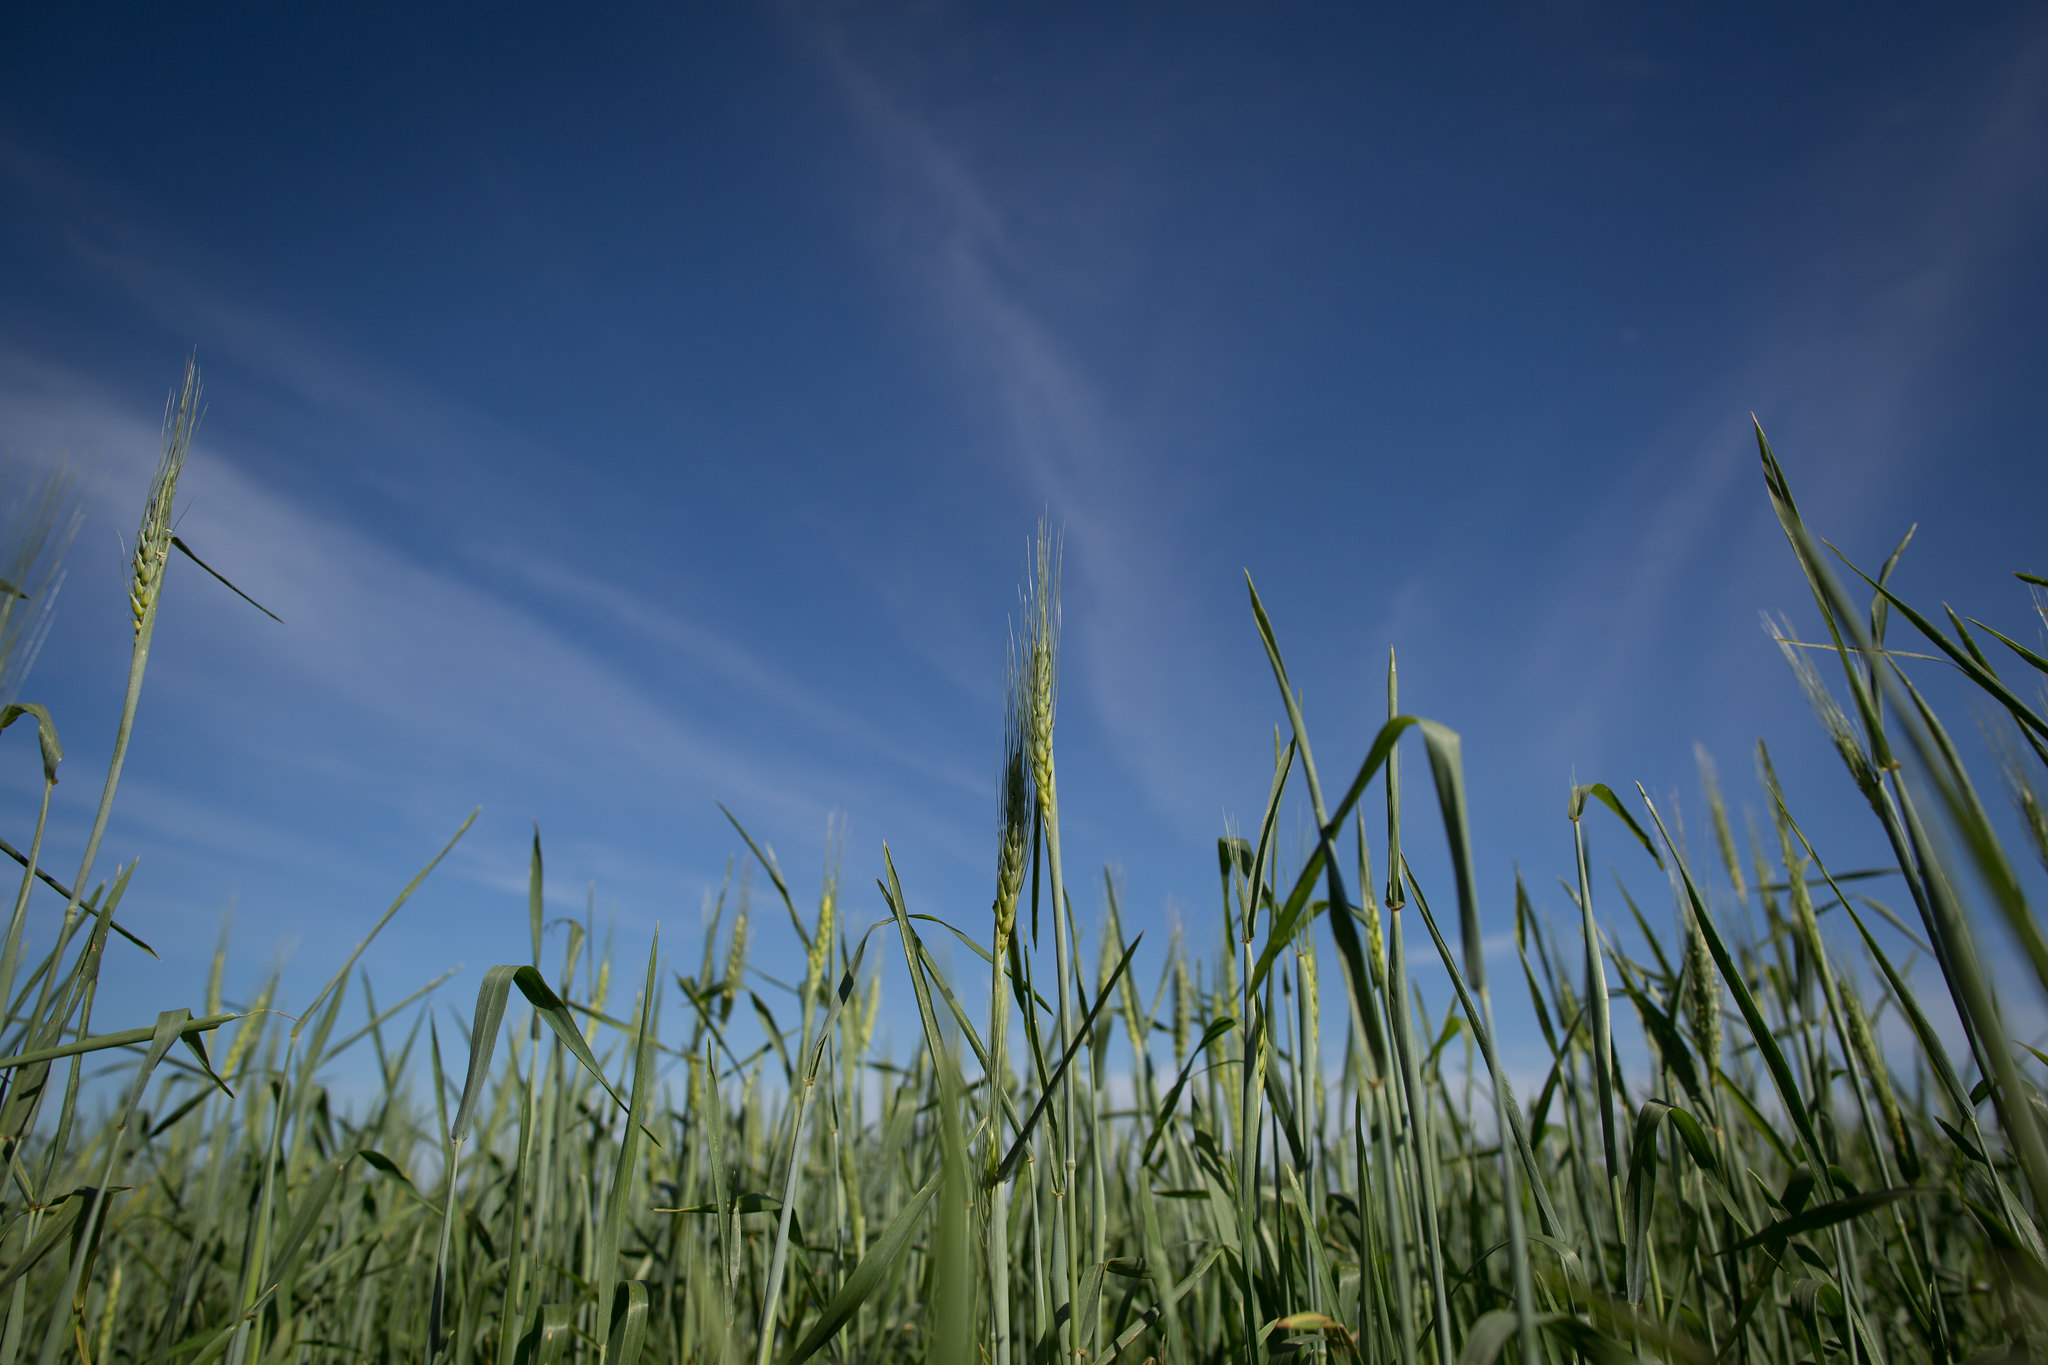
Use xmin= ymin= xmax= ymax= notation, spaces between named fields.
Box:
xmin=606 ymin=1281 xmax=649 ymax=1365
xmin=515 ymin=1304 xmax=573 ymax=1365
xmin=450 ymin=966 xmax=519 ymax=1144
xmin=1246 ymin=719 xmax=1424 ymax=999
xmin=1719 ymin=1188 xmax=1927 ymax=1256
xmin=1624 ymin=1101 xmax=1668 ymax=1305
xmin=719 ymin=804 xmax=810 ymax=952
xmin=0 ymin=1190 xmax=86 ymax=1296
xmin=777 ymin=1167 xmax=941 ymax=1365
xmin=0 ymin=702 xmax=60 ymax=783
xmin=0 ymin=1011 xmax=238 ymax=1072
xmin=1568 ymin=783 xmax=1662 ymax=868
xmin=462 ymin=965 xmax=638 ymax=1146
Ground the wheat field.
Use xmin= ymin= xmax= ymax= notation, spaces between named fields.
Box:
xmin=3 ymin=360 xmax=2047 ymax=1364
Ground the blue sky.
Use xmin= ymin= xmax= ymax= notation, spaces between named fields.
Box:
xmin=2 ymin=3 xmax=2045 ymax=1078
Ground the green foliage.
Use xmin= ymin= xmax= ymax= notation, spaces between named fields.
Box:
xmin=5 ymin=387 xmax=2048 ymax=1364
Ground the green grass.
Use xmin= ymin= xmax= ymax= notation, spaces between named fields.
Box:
xmin=2 ymin=370 xmax=2047 ymax=1364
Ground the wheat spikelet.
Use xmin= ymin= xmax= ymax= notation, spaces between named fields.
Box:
xmin=590 ymin=954 xmax=613 ymax=1028
xmin=96 ymin=1262 xmax=122 ymax=1363
xmin=1357 ymin=833 xmax=1387 ymax=987
xmin=1172 ymin=954 xmax=1192 ymax=1064
xmin=1021 ymin=517 xmax=1061 ymax=819
xmin=992 ymin=638 xmax=1032 ymax=958
xmin=721 ymin=870 xmax=750 ymax=1021
xmin=1843 ymin=984 xmax=1919 ymax=1179
xmin=219 ymin=973 xmax=277 ymax=1080
xmin=804 ymin=818 xmax=843 ymax=1002
xmin=1986 ymin=721 xmax=2048 ymax=876
xmin=1553 ymin=966 xmax=1580 ymax=1040
xmin=855 ymin=972 xmax=881 ymax=1056
xmin=1683 ymin=901 xmax=1722 ymax=1071
xmin=804 ymin=881 xmax=835 ymax=1002
xmin=1695 ymin=743 xmax=1748 ymax=900
xmin=130 ymin=358 xmax=201 ymax=639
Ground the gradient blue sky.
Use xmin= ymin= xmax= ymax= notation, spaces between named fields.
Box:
xmin=2 ymin=3 xmax=2045 ymax=1076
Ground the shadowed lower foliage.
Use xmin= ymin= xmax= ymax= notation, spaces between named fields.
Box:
xmin=4 ymin=380 xmax=2048 ymax=1364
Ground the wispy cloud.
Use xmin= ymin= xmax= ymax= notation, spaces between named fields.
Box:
xmin=0 ymin=134 xmax=1023 ymax=1002
xmin=1520 ymin=14 xmax=2048 ymax=771
xmin=0 ymin=344 xmax=960 ymax=924
xmin=795 ymin=16 xmax=1271 ymax=840
xmin=505 ymin=554 xmax=987 ymax=798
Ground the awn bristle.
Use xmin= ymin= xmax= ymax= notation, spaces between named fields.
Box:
xmin=0 ymin=453 xmax=86 ymax=706
xmin=1987 ymin=722 xmax=2048 ymax=875
xmin=1696 ymin=743 xmax=1747 ymax=900
xmin=1770 ymin=615 xmax=1878 ymax=794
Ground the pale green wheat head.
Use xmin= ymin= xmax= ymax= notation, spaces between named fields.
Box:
xmin=993 ymin=635 xmax=1032 ymax=953
xmin=855 ymin=971 xmax=881 ymax=1055
xmin=129 ymin=357 xmax=201 ymax=639
xmin=1021 ymin=516 xmax=1061 ymax=808
xmin=1172 ymin=953 xmax=1192 ymax=1063
xmin=1682 ymin=900 xmax=1723 ymax=1070
xmin=721 ymin=874 xmax=750 ymax=1018
xmin=1362 ymin=882 xmax=1386 ymax=989
xmin=1846 ymin=983 xmax=1919 ymax=1178
xmin=1298 ymin=935 xmax=1320 ymax=1029
xmin=804 ymin=818 xmax=843 ymax=1001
